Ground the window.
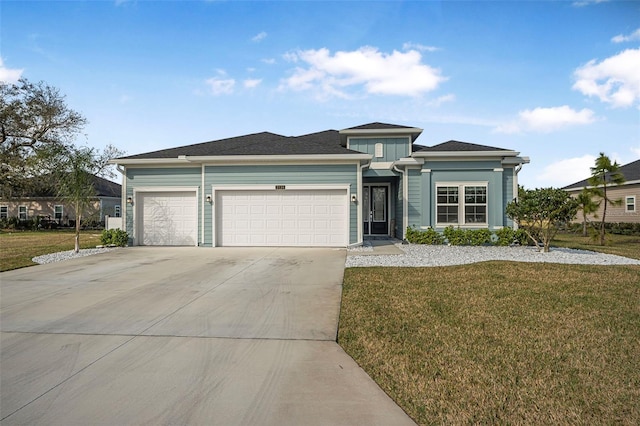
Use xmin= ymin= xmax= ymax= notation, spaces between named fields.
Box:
xmin=18 ymin=206 xmax=27 ymax=220
xmin=0 ymin=206 xmax=7 ymax=219
xmin=436 ymin=186 xmax=459 ymax=224
xmin=374 ymin=143 xmax=383 ymax=158
xmin=626 ymin=196 xmax=636 ymax=212
xmin=54 ymin=205 xmax=63 ymax=221
xmin=114 ymin=205 xmax=121 ymax=218
xmin=436 ymin=183 xmax=488 ymax=225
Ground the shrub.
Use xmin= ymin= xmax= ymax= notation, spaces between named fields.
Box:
xmin=494 ymin=227 xmax=529 ymax=246
xmin=406 ymin=226 xmax=445 ymax=245
xmin=101 ymin=229 xmax=128 ymax=247
xmin=443 ymin=226 xmax=493 ymax=246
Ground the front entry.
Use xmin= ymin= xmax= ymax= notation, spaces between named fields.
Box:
xmin=362 ymin=185 xmax=388 ymax=235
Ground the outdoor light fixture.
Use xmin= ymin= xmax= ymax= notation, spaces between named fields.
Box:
xmin=206 ymin=194 xmax=212 ymax=203
xmin=351 ymin=194 xmax=357 ymax=202
xmin=126 ymin=196 xmax=133 ymax=204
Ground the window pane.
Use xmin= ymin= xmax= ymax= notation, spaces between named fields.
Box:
xmin=437 ymin=206 xmax=458 ymax=223
xmin=465 ymin=205 xmax=487 ymax=223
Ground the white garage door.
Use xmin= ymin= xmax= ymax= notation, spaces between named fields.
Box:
xmin=138 ymin=191 xmax=197 ymax=246
xmin=216 ymin=189 xmax=348 ymax=247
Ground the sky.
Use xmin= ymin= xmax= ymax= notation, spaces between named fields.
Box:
xmin=1 ymin=0 xmax=639 ymax=188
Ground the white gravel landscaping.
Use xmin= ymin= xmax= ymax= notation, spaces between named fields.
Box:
xmin=346 ymin=243 xmax=640 ymax=267
xmin=32 ymin=248 xmax=118 ymax=265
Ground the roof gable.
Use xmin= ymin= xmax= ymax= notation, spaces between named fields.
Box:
xmin=414 ymin=140 xmax=510 ymax=152
xmin=563 ymin=158 xmax=640 ymax=189
xmin=343 ymin=122 xmax=418 ymax=131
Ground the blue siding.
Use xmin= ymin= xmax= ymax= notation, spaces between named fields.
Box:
xmin=503 ymin=168 xmax=515 ymax=226
xmin=125 ymin=167 xmax=202 ymax=245
xmin=204 ymin=164 xmax=358 ymax=246
xmin=349 ymin=137 xmax=410 ymax=162
xmin=407 ymin=168 xmax=421 ymax=229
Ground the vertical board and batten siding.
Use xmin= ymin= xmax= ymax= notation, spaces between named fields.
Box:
xmin=125 ymin=167 xmax=202 ymax=245
xmin=502 ymin=168 xmax=515 ymax=226
xmin=407 ymin=168 xmax=422 ymax=229
xmin=204 ymin=164 xmax=358 ymax=246
xmin=424 ymin=160 xmax=507 ymax=230
xmin=348 ymin=137 xmax=410 ymax=162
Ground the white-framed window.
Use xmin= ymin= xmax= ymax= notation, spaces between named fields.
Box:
xmin=436 ymin=183 xmax=488 ymax=226
xmin=375 ymin=142 xmax=383 ymax=158
xmin=114 ymin=205 xmax=121 ymax=218
xmin=54 ymin=205 xmax=63 ymax=221
xmin=0 ymin=206 xmax=7 ymax=219
xmin=626 ymin=196 xmax=636 ymax=212
xmin=18 ymin=205 xmax=27 ymax=220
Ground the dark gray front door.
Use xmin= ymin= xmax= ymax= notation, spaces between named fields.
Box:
xmin=363 ymin=185 xmax=388 ymax=235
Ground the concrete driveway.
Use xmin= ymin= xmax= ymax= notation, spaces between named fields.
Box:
xmin=1 ymin=247 xmax=415 ymax=425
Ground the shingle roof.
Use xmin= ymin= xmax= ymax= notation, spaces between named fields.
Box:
xmin=413 ymin=140 xmax=510 ymax=152
xmin=13 ymin=174 xmax=121 ymax=198
xmin=343 ymin=122 xmax=418 ymax=130
xmin=563 ymin=159 xmax=640 ymax=189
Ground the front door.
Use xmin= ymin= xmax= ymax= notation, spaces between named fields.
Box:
xmin=363 ymin=185 xmax=388 ymax=235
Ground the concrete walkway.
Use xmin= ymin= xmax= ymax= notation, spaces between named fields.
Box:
xmin=1 ymin=247 xmax=415 ymax=425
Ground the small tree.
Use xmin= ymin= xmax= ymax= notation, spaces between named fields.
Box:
xmin=506 ymin=187 xmax=579 ymax=252
xmin=588 ymin=153 xmax=625 ymax=245
xmin=55 ymin=145 xmax=123 ymax=253
xmin=575 ymin=189 xmax=598 ymax=237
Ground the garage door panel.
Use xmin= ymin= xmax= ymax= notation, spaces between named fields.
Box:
xmin=139 ymin=191 xmax=197 ymax=246
xmin=217 ymin=189 xmax=347 ymax=247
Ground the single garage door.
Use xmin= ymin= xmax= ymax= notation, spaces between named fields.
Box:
xmin=216 ymin=189 xmax=348 ymax=247
xmin=138 ymin=191 xmax=197 ymax=246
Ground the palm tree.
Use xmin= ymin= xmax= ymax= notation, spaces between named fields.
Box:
xmin=575 ymin=189 xmax=598 ymax=237
xmin=588 ymin=153 xmax=625 ymax=245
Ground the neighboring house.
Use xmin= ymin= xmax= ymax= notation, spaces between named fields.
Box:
xmin=0 ymin=175 xmax=122 ymax=226
xmin=563 ymin=159 xmax=640 ymax=224
xmin=110 ymin=122 xmax=529 ymax=247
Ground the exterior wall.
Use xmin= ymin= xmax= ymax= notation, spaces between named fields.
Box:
xmin=125 ymin=167 xmax=203 ymax=245
xmin=0 ymin=198 xmax=110 ymax=224
xmin=568 ymin=183 xmax=640 ymax=224
xmin=407 ymin=168 xmax=422 ymax=229
xmin=204 ymin=164 xmax=359 ymax=246
xmin=502 ymin=168 xmax=515 ymax=227
xmin=99 ymin=197 xmax=122 ymax=221
xmin=348 ymin=137 xmax=410 ymax=162
xmin=419 ymin=160 xmax=509 ymax=230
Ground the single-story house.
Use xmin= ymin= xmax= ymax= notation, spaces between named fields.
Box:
xmin=0 ymin=175 xmax=122 ymax=226
xmin=110 ymin=122 xmax=529 ymax=247
xmin=563 ymin=158 xmax=639 ymax=224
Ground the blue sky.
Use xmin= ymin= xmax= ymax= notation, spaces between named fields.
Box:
xmin=2 ymin=0 xmax=639 ymax=188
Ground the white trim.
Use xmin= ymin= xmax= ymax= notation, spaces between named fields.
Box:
xmin=18 ymin=205 xmax=27 ymax=220
xmin=369 ymin=161 xmax=394 ymax=170
xmin=111 ymin=154 xmax=372 ymax=166
xmin=132 ymin=186 xmax=199 ymax=246
xmin=362 ymin=183 xmax=392 ymax=236
xmin=211 ymin=184 xmax=351 ymax=247
xmin=421 ymin=169 xmax=432 ymax=173
xmin=493 ymin=168 xmax=504 ymax=172
xmin=393 ymin=157 xmax=424 ymax=166
xmin=357 ymin=163 xmax=363 ymax=244
xmin=403 ymin=170 xmax=408 ymax=239
xmin=201 ymin=164 xmax=206 ymax=246
xmin=412 ymin=151 xmax=520 ymax=158
xmin=626 ymin=195 xmax=636 ymax=212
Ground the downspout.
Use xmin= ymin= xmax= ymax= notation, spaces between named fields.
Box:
xmin=393 ymin=163 xmax=407 ymax=240
xmin=116 ymin=164 xmax=127 ymax=236
xmin=513 ymin=163 xmax=523 ymax=230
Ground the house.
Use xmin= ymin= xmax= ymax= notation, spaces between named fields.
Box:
xmin=563 ymin=159 xmax=640 ymax=224
xmin=110 ymin=123 xmax=529 ymax=247
xmin=0 ymin=175 xmax=122 ymax=226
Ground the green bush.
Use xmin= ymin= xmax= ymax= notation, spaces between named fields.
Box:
xmin=494 ymin=227 xmax=529 ymax=246
xmin=406 ymin=226 xmax=445 ymax=245
xmin=442 ymin=226 xmax=493 ymax=246
xmin=101 ymin=229 xmax=129 ymax=247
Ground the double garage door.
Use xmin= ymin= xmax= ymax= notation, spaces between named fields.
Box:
xmin=216 ymin=189 xmax=348 ymax=247
xmin=138 ymin=188 xmax=348 ymax=247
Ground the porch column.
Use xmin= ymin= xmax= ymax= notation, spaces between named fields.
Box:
xmin=421 ymin=169 xmax=431 ymax=227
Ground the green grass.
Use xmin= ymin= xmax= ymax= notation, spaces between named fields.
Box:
xmin=0 ymin=230 xmax=102 ymax=272
xmin=339 ymin=263 xmax=640 ymax=425
xmin=552 ymin=232 xmax=640 ymax=260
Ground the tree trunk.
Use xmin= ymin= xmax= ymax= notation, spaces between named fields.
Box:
xmin=582 ymin=212 xmax=588 ymax=237
xmin=74 ymin=205 xmax=81 ymax=253
xmin=600 ymin=186 xmax=607 ymax=245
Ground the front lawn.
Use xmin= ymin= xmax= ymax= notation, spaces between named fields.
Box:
xmin=339 ymin=263 xmax=640 ymax=425
xmin=0 ymin=230 xmax=102 ymax=272
xmin=553 ymin=232 xmax=640 ymax=260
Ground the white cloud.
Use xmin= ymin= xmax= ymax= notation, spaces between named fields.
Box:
xmin=611 ymin=28 xmax=640 ymax=43
xmin=205 ymin=70 xmax=235 ymax=95
xmin=572 ymin=0 xmax=608 ymax=7
xmin=243 ymin=78 xmax=262 ymax=89
xmin=280 ymin=46 xmax=446 ymax=99
xmin=262 ymin=58 xmax=276 ymax=65
xmin=252 ymin=31 xmax=267 ymax=42
xmin=427 ymin=94 xmax=456 ymax=107
xmin=536 ymin=155 xmax=597 ymax=187
xmin=402 ymin=42 xmax=439 ymax=52
xmin=0 ymin=58 xmax=23 ymax=84
xmin=572 ymin=48 xmax=640 ymax=108
xmin=494 ymin=105 xmax=596 ymax=134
